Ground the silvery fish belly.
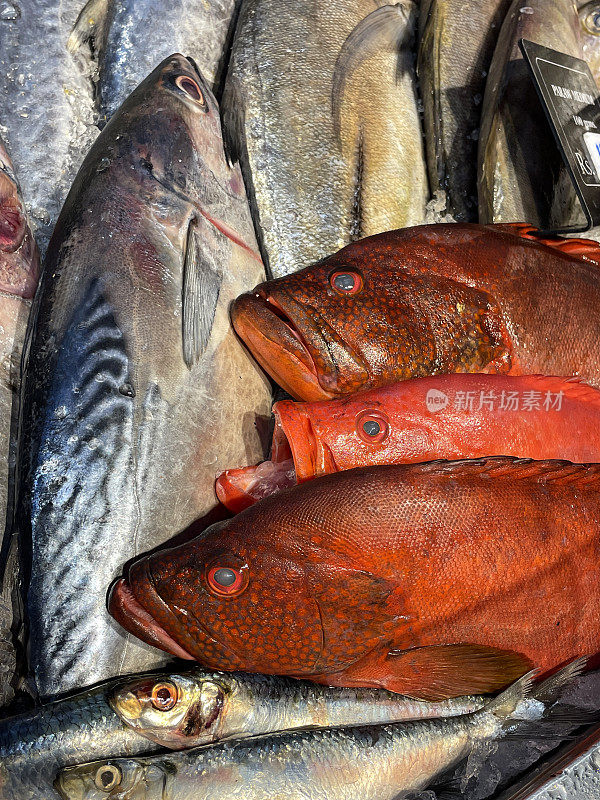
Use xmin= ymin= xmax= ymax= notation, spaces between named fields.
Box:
xmin=16 ymin=54 xmax=271 ymax=699
xmin=478 ymin=0 xmax=582 ymax=228
xmin=418 ymin=0 xmax=512 ymax=222
xmin=0 ymin=0 xmax=99 ymax=256
xmin=223 ymin=0 xmax=428 ymax=278
xmin=69 ymin=0 xmax=242 ymax=126
xmin=0 ymin=138 xmax=39 ymax=708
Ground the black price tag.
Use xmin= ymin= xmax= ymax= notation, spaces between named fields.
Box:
xmin=520 ymin=38 xmax=600 ymax=234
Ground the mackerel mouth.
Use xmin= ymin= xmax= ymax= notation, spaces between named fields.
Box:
xmin=109 ymin=576 xmax=195 ymax=661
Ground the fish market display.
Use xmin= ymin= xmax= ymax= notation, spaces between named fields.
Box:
xmin=0 ymin=0 xmax=99 ymax=255
xmin=111 ymin=668 xmax=485 ymax=749
xmin=216 ymin=374 xmax=600 ymax=512
xmin=55 ymin=669 xmax=575 ymax=800
xmin=579 ymin=0 xmax=600 ymax=86
xmin=223 ymin=0 xmax=428 ymax=278
xmin=232 ymin=223 xmax=600 ymax=401
xmin=16 ymin=54 xmax=271 ymax=699
xmin=69 ymin=0 xmax=242 ymax=126
xmin=0 ymin=138 xmax=39 ymax=706
xmin=478 ymin=0 xmax=581 ymax=227
xmin=0 ymin=681 xmax=160 ymax=800
xmin=418 ymin=0 xmax=511 ymax=221
xmin=111 ymin=456 xmax=600 ymax=698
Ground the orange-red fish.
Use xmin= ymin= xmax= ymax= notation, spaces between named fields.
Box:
xmin=216 ymin=374 xmax=600 ymax=512
xmin=110 ymin=457 xmax=600 ymax=699
xmin=231 ymin=223 xmax=600 ymax=401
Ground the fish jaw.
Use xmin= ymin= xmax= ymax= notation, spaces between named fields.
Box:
xmin=109 ymin=576 xmax=195 ymax=662
xmin=231 ymin=290 xmax=331 ymax=401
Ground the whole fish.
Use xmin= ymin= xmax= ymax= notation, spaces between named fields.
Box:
xmin=110 ymin=456 xmax=600 ymax=699
xmin=55 ymin=668 xmax=579 ymax=800
xmin=16 ymin=55 xmax=271 ymax=699
xmin=0 ymin=682 xmax=159 ymax=800
xmin=231 ymin=223 xmax=600 ymax=401
xmin=111 ymin=668 xmax=485 ymax=750
xmin=223 ymin=1 xmax=428 ymax=278
xmin=216 ymin=374 xmax=600 ymax=512
xmin=69 ymin=0 xmax=242 ymax=126
xmin=478 ymin=0 xmax=581 ymax=228
xmin=0 ymin=0 xmax=99 ymax=256
xmin=418 ymin=0 xmax=512 ymax=221
xmin=0 ymin=139 xmax=39 ymax=706
xmin=579 ymin=1 xmax=600 ymax=86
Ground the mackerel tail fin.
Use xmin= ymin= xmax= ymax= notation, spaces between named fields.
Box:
xmin=483 ymin=670 xmax=537 ymax=725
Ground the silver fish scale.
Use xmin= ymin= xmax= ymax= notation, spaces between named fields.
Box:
xmin=0 ymin=0 xmax=98 ymax=255
xmin=27 ymin=280 xmax=141 ymax=696
xmin=0 ymin=687 xmax=156 ymax=800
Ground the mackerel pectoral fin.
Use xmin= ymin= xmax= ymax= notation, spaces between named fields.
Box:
xmin=182 ymin=217 xmax=222 ymax=369
xmin=67 ymin=0 xmax=110 ymax=60
xmin=332 ymin=3 xmax=415 ymax=142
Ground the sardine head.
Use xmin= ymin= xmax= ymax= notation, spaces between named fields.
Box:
xmin=54 ymin=759 xmax=163 ymax=800
xmin=110 ymin=672 xmax=227 ymax=749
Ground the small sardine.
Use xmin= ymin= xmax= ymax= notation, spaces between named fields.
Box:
xmin=55 ymin=665 xmax=581 ymax=800
xmin=110 ymin=668 xmax=485 ymax=750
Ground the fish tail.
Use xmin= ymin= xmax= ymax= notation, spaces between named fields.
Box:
xmin=482 ymin=670 xmax=537 ymax=723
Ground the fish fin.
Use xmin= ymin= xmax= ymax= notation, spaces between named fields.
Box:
xmin=398 ymin=456 xmax=600 ymax=489
xmin=318 ymin=644 xmax=531 ymax=700
xmin=532 ymin=657 xmax=587 ymax=705
xmin=67 ymin=0 xmax=110 ymax=58
xmin=182 ymin=217 xmax=222 ymax=369
xmin=516 ymin=375 xmax=600 ymax=409
xmin=221 ymin=74 xmax=244 ymax=167
xmin=494 ymin=223 xmax=600 ymax=264
xmin=332 ymin=3 xmax=416 ymax=142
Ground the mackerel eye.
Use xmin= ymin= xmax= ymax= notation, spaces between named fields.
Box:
xmin=330 ymin=271 xmax=363 ymax=295
xmin=175 ymin=75 xmax=208 ymax=109
xmin=94 ymin=764 xmax=122 ymax=792
xmin=581 ymin=3 xmax=600 ymax=33
xmin=206 ymin=559 xmax=249 ymax=597
xmin=151 ymin=681 xmax=178 ymax=712
xmin=356 ymin=410 xmax=389 ymax=444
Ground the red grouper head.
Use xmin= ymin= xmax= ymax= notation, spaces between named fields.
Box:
xmin=108 ymin=491 xmax=404 ymax=678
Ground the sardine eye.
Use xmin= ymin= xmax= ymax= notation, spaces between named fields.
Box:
xmin=581 ymin=2 xmax=600 ymax=33
xmin=206 ymin=558 xmax=249 ymax=597
xmin=330 ymin=271 xmax=363 ymax=295
xmin=175 ymin=75 xmax=209 ymax=110
xmin=356 ymin=410 xmax=389 ymax=444
xmin=94 ymin=764 xmax=122 ymax=792
xmin=151 ymin=681 xmax=178 ymax=712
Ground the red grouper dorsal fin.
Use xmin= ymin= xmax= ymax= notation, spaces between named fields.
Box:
xmin=522 ymin=375 xmax=600 ymax=409
xmin=413 ymin=455 xmax=600 ymax=488
xmin=490 ymin=223 xmax=600 ymax=265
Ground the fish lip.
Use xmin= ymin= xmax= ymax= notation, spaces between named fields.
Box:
xmin=273 ymin=401 xmax=338 ymax=482
xmin=108 ymin=574 xmax=195 ymax=661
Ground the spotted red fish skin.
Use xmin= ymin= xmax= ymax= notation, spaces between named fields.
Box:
xmin=111 ymin=457 xmax=600 ymax=696
xmin=231 ymin=224 xmax=600 ymax=401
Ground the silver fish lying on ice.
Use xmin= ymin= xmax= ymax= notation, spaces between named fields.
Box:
xmin=223 ymin=0 xmax=428 ymax=278
xmin=15 ymin=54 xmax=270 ymax=699
xmin=69 ymin=0 xmax=242 ymax=126
xmin=55 ymin=664 xmax=582 ymax=800
xmin=0 ymin=0 xmax=99 ymax=255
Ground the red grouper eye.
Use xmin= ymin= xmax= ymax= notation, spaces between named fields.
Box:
xmin=175 ymin=75 xmax=206 ymax=106
xmin=206 ymin=560 xmax=249 ymax=597
xmin=355 ymin=409 xmax=390 ymax=444
xmin=330 ymin=271 xmax=363 ymax=295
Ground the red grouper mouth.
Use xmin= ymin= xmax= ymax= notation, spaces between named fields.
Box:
xmin=108 ymin=577 xmax=195 ymax=661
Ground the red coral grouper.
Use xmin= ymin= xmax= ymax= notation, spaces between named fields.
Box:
xmin=216 ymin=374 xmax=600 ymax=512
xmin=110 ymin=457 xmax=600 ymax=699
xmin=231 ymin=223 xmax=600 ymax=400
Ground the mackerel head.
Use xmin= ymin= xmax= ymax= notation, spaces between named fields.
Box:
xmin=16 ymin=55 xmax=270 ymax=699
